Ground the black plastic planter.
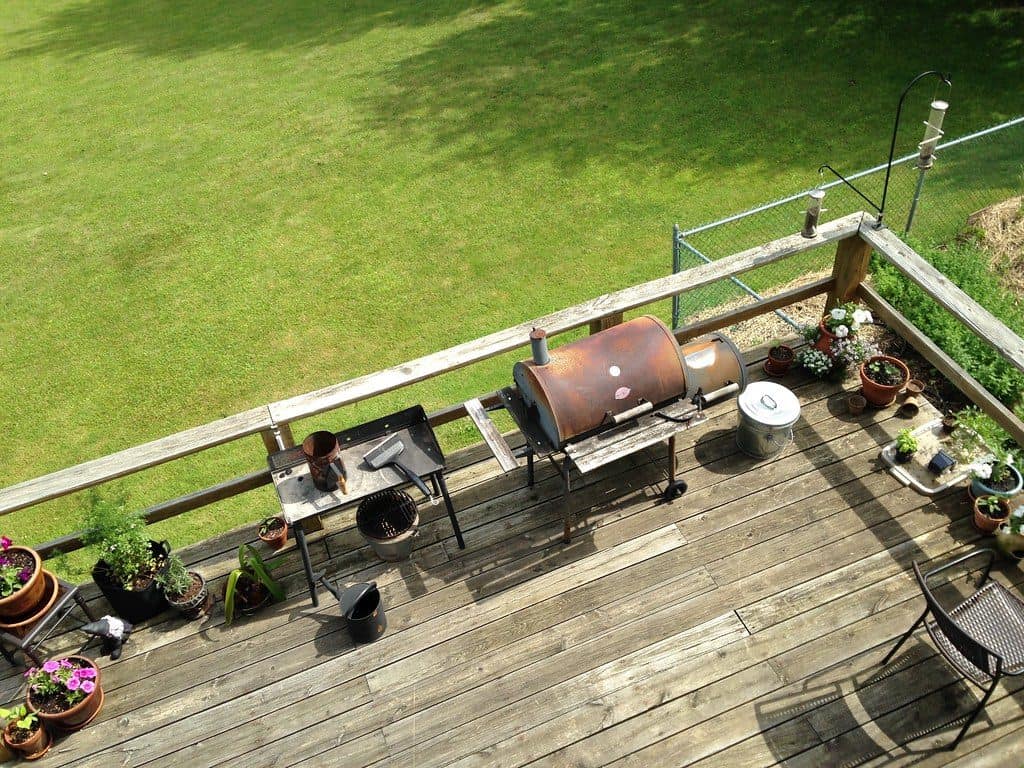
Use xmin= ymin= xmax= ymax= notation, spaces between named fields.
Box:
xmin=92 ymin=540 xmax=171 ymax=623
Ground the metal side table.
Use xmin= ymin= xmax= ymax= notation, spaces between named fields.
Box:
xmin=269 ymin=405 xmax=465 ymax=606
xmin=0 ymin=577 xmax=98 ymax=667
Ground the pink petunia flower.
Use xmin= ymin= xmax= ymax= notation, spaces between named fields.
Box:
xmin=17 ymin=567 xmax=32 ymax=583
xmin=1 ymin=536 xmax=11 ymax=550
xmin=66 ymin=676 xmax=80 ymax=691
xmin=60 ymin=659 xmax=73 ymax=668
xmin=80 ymin=680 xmax=95 ymax=694
xmin=42 ymin=660 xmax=60 ymax=673
xmin=77 ymin=667 xmax=97 ymax=679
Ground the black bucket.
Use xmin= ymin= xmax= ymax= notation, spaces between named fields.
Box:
xmin=91 ymin=540 xmax=171 ymax=623
xmin=339 ymin=581 xmax=386 ymax=644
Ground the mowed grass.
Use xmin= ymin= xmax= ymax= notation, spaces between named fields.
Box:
xmin=0 ymin=0 xmax=1021 ymax=570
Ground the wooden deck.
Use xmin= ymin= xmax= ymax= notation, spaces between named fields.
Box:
xmin=5 ymin=344 xmax=1024 ymax=768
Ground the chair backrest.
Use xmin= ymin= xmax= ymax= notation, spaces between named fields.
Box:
xmin=913 ymin=560 xmax=997 ymax=676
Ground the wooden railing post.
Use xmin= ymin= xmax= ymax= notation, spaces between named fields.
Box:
xmin=825 ymin=234 xmax=873 ymax=310
xmin=589 ymin=312 xmax=624 ymax=335
xmin=260 ymin=423 xmax=295 ymax=455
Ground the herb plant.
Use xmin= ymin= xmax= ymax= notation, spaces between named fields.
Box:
xmin=863 ymin=359 xmax=905 ymax=386
xmin=155 ymin=554 xmax=192 ymax=598
xmin=895 ymin=429 xmax=918 ymax=455
xmin=80 ymin=489 xmax=156 ymax=588
xmin=976 ymin=495 xmax=1008 ymax=519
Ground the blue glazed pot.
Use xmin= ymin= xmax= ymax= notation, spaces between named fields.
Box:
xmin=971 ymin=464 xmax=1023 ymax=499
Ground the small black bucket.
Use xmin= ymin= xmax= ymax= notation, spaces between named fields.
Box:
xmin=339 ymin=581 xmax=386 ymax=644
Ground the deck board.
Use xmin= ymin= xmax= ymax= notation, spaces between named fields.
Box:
xmin=10 ymin=354 xmax=1023 ymax=768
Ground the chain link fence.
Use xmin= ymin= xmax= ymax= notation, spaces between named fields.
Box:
xmin=672 ymin=117 xmax=1024 ymax=334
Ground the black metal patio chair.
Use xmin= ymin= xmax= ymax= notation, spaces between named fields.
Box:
xmin=881 ymin=549 xmax=1024 ymax=750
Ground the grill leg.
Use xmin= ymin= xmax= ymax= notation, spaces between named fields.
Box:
xmin=561 ymin=458 xmax=573 ymax=544
xmin=527 ymin=450 xmax=535 ymax=487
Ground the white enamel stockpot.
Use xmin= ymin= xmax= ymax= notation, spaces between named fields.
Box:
xmin=736 ymin=382 xmax=801 ymax=459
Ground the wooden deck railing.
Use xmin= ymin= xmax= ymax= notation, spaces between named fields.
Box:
xmin=4 ymin=210 xmax=1023 ymax=558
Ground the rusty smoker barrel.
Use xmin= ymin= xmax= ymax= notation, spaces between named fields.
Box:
xmin=513 ymin=316 xmax=746 ymax=448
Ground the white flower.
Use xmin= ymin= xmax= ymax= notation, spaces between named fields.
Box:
xmin=849 ymin=321 xmax=861 ymax=333
xmin=1013 ymin=507 xmax=1024 ymax=519
xmin=968 ymin=461 xmax=993 ymax=480
xmin=830 ymin=308 xmax=846 ymax=321
xmin=835 ymin=325 xmax=849 ymax=338
xmin=1008 ymin=454 xmax=1015 ymax=466
xmin=853 ymin=309 xmax=873 ymax=324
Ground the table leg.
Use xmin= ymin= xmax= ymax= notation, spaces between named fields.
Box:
xmin=668 ymin=435 xmax=677 ymax=484
xmin=292 ymin=524 xmax=319 ymax=607
xmin=561 ymin=458 xmax=573 ymax=544
xmin=436 ymin=473 xmax=465 ymax=549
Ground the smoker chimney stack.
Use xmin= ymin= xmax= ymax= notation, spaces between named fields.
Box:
xmin=530 ymin=328 xmax=550 ymax=365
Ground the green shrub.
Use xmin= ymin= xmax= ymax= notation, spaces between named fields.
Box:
xmin=872 ymin=237 xmax=1024 ymax=408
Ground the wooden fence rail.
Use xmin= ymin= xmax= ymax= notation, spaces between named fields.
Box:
xmin=6 ymin=210 xmax=1024 ymax=560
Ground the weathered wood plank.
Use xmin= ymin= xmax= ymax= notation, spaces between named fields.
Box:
xmin=861 ymin=223 xmax=1024 ymax=377
xmin=859 ymin=282 xmax=1024 ymax=447
xmin=463 ymin=397 xmax=519 ymax=472
xmin=0 ymin=406 xmax=274 ymax=515
xmin=269 ymin=216 xmax=863 ymax=424
xmin=826 ymin=231 xmax=873 ymax=309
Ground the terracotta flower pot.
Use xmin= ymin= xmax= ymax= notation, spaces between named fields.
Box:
xmin=2 ymin=718 xmax=51 ymax=760
xmin=0 ymin=546 xmax=47 ymax=622
xmin=764 ymin=345 xmax=795 ymax=377
xmin=258 ymin=516 xmax=288 ymax=551
xmin=846 ymin=393 xmax=867 ymax=416
xmin=813 ymin=320 xmax=838 ymax=357
xmin=859 ymin=355 xmax=910 ymax=407
xmin=26 ymin=656 xmax=104 ymax=733
xmin=0 ymin=571 xmax=59 ymax=639
xmin=973 ymin=496 xmax=1010 ymax=534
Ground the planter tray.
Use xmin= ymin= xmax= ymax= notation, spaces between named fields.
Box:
xmin=881 ymin=417 xmax=971 ymax=496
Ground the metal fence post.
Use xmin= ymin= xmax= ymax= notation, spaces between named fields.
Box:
xmin=671 ymin=224 xmax=681 ymax=329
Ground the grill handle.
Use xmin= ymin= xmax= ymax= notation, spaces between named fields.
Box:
xmin=606 ymin=400 xmax=654 ymax=425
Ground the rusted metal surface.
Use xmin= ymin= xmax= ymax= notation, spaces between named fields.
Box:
xmin=513 ymin=315 xmax=688 ymax=447
xmin=679 ymin=333 xmax=748 ymax=400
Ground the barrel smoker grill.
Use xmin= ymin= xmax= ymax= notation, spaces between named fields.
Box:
xmin=474 ymin=315 xmax=747 ymax=542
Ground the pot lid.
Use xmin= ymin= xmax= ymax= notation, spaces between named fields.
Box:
xmin=738 ymin=382 xmax=800 ymax=426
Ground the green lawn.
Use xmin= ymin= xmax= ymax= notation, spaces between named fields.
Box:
xmin=1 ymin=0 xmax=1021 ymax=573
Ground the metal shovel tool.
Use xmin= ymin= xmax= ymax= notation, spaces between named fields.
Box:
xmin=362 ymin=434 xmax=436 ymax=503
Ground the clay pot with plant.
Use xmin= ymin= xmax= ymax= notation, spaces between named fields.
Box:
xmin=953 ymin=407 xmax=1024 ymax=500
xmin=0 ymin=537 xmax=55 ymax=627
xmin=973 ymin=495 xmax=1011 ymax=534
xmin=894 ymin=428 xmax=918 ymax=464
xmin=809 ymin=303 xmax=874 ymax=358
xmin=0 ymin=704 xmax=50 ymax=760
xmin=859 ymin=355 xmax=910 ymax=407
xmin=223 ymin=545 xmax=285 ymax=625
xmin=764 ymin=344 xmax=795 ymax=377
xmin=258 ymin=516 xmax=288 ymax=551
xmin=156 ymin=555 xmax=212 ymax=620
xmin=25 ymin=656 xmax=103 ymax=733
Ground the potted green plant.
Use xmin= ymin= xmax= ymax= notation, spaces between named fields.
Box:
xmin=257 ymin=516 xmax=288 ymax=551
xmin=894 ymin=429 xmax=918 ymax=463
xmin=952 ymin=407 xmax=1023 ymax=499
xmin=25 ymin=656 xmax=103 ymax=732
xmin=156 ymin=555 xmax=212 ymax=620
xmin=995 ymin=506 xmax=1024 ymax=560
xmin=81 ymin=490 xmax=170 ymax=623
xmin=223 ymin=545 xmax=284 ymax=625
xmin=0 ymin=703 xmax=50 ymax=760
xmin=859 ymin=355 xmax=910 ymax=407
xmin=764 ymin=342 xmax=795 ymax=377
xmin=0 ymin=537 xmax=55 ymax=626
xmin=973 ymin=495 xmax=1011 ymax=534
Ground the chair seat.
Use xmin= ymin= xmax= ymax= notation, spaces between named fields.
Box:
xmin=927 ymin=581 xmax=1024 ymax=685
